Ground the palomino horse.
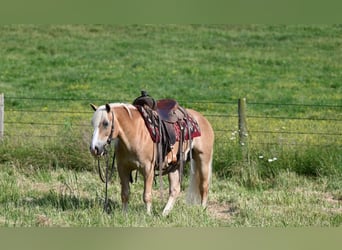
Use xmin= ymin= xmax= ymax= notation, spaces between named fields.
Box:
xmin=89 ymin=102 xmax=214 ymax=216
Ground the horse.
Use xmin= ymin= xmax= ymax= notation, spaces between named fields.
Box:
xmin=89 ymin=102 xmax=214 ymax=216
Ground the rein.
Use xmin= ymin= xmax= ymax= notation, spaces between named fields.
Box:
xmin=97 ymin=111 xmax=116 ymax=213
xmin=97 ymin=146 xmax=116 ymax=183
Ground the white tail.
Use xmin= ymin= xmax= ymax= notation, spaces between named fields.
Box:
xmin=186 ymin=157 xmax=212 ymax=205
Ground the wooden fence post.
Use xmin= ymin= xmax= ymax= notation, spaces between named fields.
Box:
xmin=0 ymin=93 xmax=4 ymax=140
xmin=238 ymin=97 xmax=248 ymax=162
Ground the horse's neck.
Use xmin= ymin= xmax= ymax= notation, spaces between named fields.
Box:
xmin=114 ymin=106 xmax=146 ymax=149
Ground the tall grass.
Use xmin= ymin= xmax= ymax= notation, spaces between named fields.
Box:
xmin=213 ymin=140 xmax=341 ymax=189
xmin=0 ymin=122 xmax=93 ymax=171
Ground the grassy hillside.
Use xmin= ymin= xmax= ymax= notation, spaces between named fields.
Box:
xmin=1 ymin=25 xmax=341 ymax=105
xmin=0 ymin=25 xmax=341 ymax=227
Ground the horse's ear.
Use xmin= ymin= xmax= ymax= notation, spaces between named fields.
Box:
xmin=90 ymin=103 xmax=97 ymax=111
xmin=105 ymin=103 xmax=111 ymax=113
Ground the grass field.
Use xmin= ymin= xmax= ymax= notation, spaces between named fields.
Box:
xmin=0 ymin=25 xmax=341 ymax=227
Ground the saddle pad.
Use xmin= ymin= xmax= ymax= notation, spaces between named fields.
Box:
xmin=136 ymin=105 xmax=201 ymax=143
xmin=136 ymin=105 xmax=161 ymax=142
xmin=174 ymin=113 xmax=201 ymax=141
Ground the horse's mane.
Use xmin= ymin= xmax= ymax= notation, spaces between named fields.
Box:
xmin=111 ymin=103 xmax=135 ymax=119
xmin=94 ymin=103 xmax=135 ymax=121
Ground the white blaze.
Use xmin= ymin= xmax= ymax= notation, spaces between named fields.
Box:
xmin=91 ymin=127 xmax=99 ymax=150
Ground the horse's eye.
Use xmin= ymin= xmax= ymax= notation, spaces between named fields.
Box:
xmin=103 ymin=121 xmax=109 ymax=127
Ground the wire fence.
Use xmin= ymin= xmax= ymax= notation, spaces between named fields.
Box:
xmin=1 ymin=95 xmax=342 ymax=148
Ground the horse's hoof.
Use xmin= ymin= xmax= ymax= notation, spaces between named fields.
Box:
xmin=162 ymin=209 xmax=170 ymax=217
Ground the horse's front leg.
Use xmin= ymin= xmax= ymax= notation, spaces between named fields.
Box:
xmin=162 ymin=169 xmax=181 ymax=216
xmin=118 ymin=166 xmax=131 ymax=213
xmin=143 ymin=166 xmax=154 ymax=215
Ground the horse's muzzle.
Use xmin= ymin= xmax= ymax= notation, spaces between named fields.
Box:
xmin=90 ymin=145 xmax=106 ymax=157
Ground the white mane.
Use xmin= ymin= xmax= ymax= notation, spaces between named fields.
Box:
xmin=91 ymin=103 xmax=135 ymax=127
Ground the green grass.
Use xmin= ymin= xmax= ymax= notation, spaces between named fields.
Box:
xmin=0 ymin=164 xmax=340 ymax=227
xmin=1 ymin=25 xmax=341 ymax=106
xmin=0 ymin=25 xmax=341 ymax=227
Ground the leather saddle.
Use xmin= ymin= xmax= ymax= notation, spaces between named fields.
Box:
xmin=156 ymin=99 xmax=185 ymax=123
xmin=133 ymin=91 xmax=186 ymax=124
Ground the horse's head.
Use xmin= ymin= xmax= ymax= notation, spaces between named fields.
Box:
xmin=89 ymin=103 xmax=114 ymax=157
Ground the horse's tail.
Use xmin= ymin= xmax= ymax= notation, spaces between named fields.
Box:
xmin=186 ymin=158 xmax=202 ymax=204
xmin=186 ymin=154 xmax=213 ymax=205
xmin=185 ymin=109 xmax=214 ymax=206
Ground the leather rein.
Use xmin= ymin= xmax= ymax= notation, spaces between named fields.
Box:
xmin=97 ymin=111 xmax=116 ymax=213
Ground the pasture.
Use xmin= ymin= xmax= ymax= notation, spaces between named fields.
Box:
xmin=0 ymin=25 xmax=341 ymax=227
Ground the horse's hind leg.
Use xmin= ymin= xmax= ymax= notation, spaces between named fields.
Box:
xmin=187 ymin=149 xmax=213 ymax=208
xmin=195 ymin=149 xmax=213 ymax=208
xmin=162 ymin=169 xmax=181 ymax=216
xmin=143 ymin=165 xmax=154 ymax=215
xmin=198 ymin=152 xmax=213 ymax=207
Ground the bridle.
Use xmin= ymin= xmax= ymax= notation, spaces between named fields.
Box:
xmin=106 ymin=111 xmax=115 ymax=145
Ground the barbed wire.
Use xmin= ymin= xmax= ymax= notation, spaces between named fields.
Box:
xmin=2 ymin=96 xmax=341 ymax=147
xmin=7 ymin=109 xmax=91 ymax=114
xmin=5 ymin=120 xmax=342 ymax=136
xmin=4 ymin=133 xmax=342 ymax=148
xmin=2 ymin=134 xmax=58 ymax=138
xmin=214 ymin=129 xmax=342 ymax=136
xmin=247 ymin=102 xmax=342 ymax=108
xmin=5 ymin=126 xmax=341 ymax=137
xmin=214 ymin=140 xmax=342 ymax=148
xmin=5 ymin=109 xmax=342 ymax=122
xmin=249 ymin=130 xmax=342 ymax=136
xmin=248 ymin=115 xmax=342 ymax=121
xmin=4 ymin=121 xmax=89 ymax=127
xmin=4 ymin=96 xmax=342 ymax=108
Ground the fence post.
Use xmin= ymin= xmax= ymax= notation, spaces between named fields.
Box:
xmin=0 ymin=93 xmax=4 ymax=140
xmin=238 ymin=97 xmax=248 ymax=162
